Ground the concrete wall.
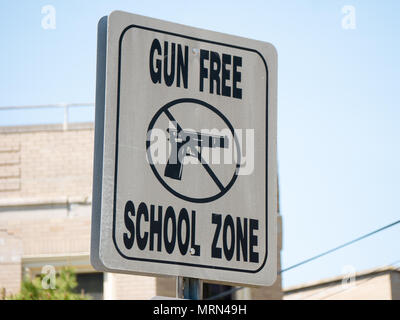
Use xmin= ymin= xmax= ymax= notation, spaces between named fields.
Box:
xmin=0 ymin=124 xmax=93 ymax=199
xmin=0 ymin=123 xmax=94 ymax=296
xmin=284 ymin=272 xmax=396 ymax=300
xmin=0 ymin=230 xmax=22 ymax=295
xmin=391 ymin=271 xmax=400 ymax=300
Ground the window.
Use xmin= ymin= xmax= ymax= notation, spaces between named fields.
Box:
xmin=74 ymin=273 xmax=104 ymax=300
xmin=203 ymin=283 xmax=233 ymax=300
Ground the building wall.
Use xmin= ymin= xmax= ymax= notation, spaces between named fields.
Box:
xmin=110 ymin=274 xmax=157 ymax=300
xmin=0 ymin=123 xmax=283 ymax=299
xmin=391 ymin=271 xmax=400 ymax=300
xmin=284 ymin=272 xmax=395 ymax=300
xmin=0 ymin=124 xmax=93 ymax=199
xmin=0 ymin=230 xmax=22 ymax=295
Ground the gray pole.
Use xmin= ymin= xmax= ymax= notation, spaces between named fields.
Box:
xmin=176 ymin=276 xmax=203 ymax=300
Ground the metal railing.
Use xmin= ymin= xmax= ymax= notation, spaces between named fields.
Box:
xmin=0 ymin=103 xmax=94 ymax=130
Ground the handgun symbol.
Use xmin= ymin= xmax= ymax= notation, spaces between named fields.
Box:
xmin=164 ymin=128 xmax=228 ymax=181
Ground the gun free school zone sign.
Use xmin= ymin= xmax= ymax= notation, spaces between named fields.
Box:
xmin=91 ymin=11 xmax=278 ymax=286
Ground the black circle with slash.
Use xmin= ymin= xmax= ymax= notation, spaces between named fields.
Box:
xmin=146 ymin=98 xmax=241 ymax=203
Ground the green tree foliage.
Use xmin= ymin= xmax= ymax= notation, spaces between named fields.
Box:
xmin=8 ymin=267 xmax=90 ymax=300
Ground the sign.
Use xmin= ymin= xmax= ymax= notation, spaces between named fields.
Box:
xmin=91 ymin=11 xmax=278 ymax=286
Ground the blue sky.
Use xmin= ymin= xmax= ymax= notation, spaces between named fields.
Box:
xmin=1 ymin=0 xmax=399 ymax=289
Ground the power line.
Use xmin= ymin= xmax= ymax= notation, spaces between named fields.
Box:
xmin=207 ymin=218 xmax=400 ymax=300
xmin=280 ymin=219 xmax=400 ymax=273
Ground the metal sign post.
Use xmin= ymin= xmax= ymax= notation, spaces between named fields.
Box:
xmin=176 ymin=277 xmax=203 ymax=300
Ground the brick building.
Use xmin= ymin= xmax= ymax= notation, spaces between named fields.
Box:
xmin=284 ymin=266 xmax=400 ymax=300
xmin=0 ymin=121 xmax=283 ymax=299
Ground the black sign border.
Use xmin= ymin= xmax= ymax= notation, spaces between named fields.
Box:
xmin=112 ymin=24 xmax=269 ymax=274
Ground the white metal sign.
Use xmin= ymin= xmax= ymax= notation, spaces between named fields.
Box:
xmin=91 ymin=11 xmax=277 ymax=286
